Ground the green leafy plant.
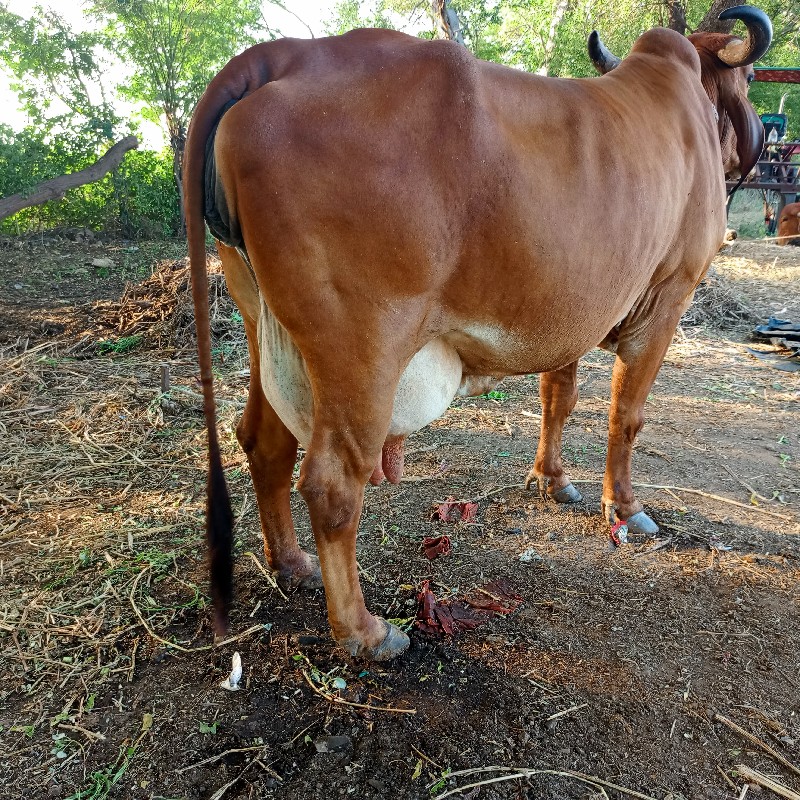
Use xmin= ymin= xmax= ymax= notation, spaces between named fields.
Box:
xmin=96 ymin=335 xmax=143 ymax=355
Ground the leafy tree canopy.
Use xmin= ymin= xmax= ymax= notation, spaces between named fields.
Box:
xmin=0 ymin=6 xmax=123 ymax=152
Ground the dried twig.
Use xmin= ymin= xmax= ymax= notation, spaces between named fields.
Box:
xmin=432 ymin=766 xmax=657 ymax=800
xmin=301 ymin=669 xmax=415 ymax=715
xmin=244 ymin=551 xmax=288 ymax=600
xmin=718 ymin=765 xmax=739 ymax=791
xmin=716 ymin=714 xmax=800 ymax=780
xmin=412 ymin=744 xmax=444 ymax=771
xmin=571 ymin=480 xmax=794 ymax=522
xmin=722 ymin=464 xmax=772 ymax=504
xmin=546 ymin=702 xmax=588 ymax=722
xmin=735 ymin=765 xmax=800 ymax=800
xmin=177 ymin=745 xmax=269 ymax=774
xmin=130 ymin=568 xmax=267 ymax=652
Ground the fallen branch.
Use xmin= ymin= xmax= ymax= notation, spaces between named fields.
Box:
xmin=0 ymin=135 xmax=139 ymax=220
xmin=716 ymin=714 xmax=800 ymax=780
xmin=735 ymin=765 xmax=800 ymax=800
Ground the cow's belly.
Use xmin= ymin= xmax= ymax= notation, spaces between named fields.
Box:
xmin=257 ymin=298 xmax=485 ymax=455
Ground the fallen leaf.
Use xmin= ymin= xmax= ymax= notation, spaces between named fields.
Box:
xmin=422 ymin=535 xmax=452 ymax=560
xmin=431 ymin=497 xmax=479 ymax=523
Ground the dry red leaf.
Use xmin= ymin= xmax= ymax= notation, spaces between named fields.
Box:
xmin=422 ymin=535 xmax=452 ymax=560
xmin=431 ymin=497 xmax=479 ymax=523
xmin=463 ymin=578 xmax=523 ymax=614
xmin=415 ymin=578 xmax=522 ymax=636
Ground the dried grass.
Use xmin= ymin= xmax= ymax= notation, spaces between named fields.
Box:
xmin=681 ymin=267 xmax=756 ymax=329
xmin=72 ymin=255 xmax=243 ymax=352
xmin=0 ymin=259 xmax=249 ymax=786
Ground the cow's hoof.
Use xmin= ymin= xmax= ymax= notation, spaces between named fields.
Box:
xmin=626 ymin=510 xmax=659 ymax=536
xmin=552 ymin=483 xmax=583 ymax=504
xmin=276 ymin=555 xmax=323 ymax=591
xmin=342 ymin=619 xmax=410 ymax=662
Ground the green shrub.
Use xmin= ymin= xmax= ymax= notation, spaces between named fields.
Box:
xmin=0 ymin=127 xmax=179 ymax=238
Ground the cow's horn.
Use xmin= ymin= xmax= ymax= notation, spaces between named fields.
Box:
xmin=588 ymin=31 xmax=622 ymax=74
xmin=716 ymin=6 xmax=772 ymax=67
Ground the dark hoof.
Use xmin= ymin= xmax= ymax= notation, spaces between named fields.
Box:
xmin=552 ymin=483 xmax=583 ymax=504
xmin=627 ymin=510 xmax=659 ymax=536
xmin=276 ymin=555 xmax=323 ymax=591
xmin=342 ymin=619 xmax=410 ymax=662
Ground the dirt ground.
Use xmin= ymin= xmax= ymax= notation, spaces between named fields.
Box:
xmin=1 ymin=231 xmax=799 ymax=800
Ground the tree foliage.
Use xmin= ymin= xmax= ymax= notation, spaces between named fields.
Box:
xmin=89 ymin=0 xmax=265 ymax=211
xmin=0 ymin=124 xmax=178 ymax=235
xmin=0 ymin=6 xmax=123 ymax=151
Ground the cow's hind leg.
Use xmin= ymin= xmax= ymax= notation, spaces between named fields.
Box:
xmin=525 ymin=361 xmax=582 ymax=503
xmin=217 ymin=243 xmax=321 ymax=589
xmin=295 ymin=359 xmax=411 ymax=661
xmin=237 ymin=369 xmax=322 ymax=590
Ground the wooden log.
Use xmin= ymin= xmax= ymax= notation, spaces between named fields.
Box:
xmin=0 ymin=135 xmax=139 ymax=221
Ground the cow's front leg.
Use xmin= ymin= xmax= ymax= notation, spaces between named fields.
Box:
xmin=601 ymin=327 xmax=682 ymax=537
xmin=525 ymin=361 xmax=582 ymax=503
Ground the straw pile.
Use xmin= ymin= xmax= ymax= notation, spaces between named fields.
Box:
xmin=681 ymin=267 xmax=755 ymax=329
xmin=86 ymin=255 xmax=242 ymax=351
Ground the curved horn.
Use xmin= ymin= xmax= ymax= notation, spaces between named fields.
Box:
xmin=588 ymin=31 xmax=622 ymax=74
xmin=717 ymin=6 xmax=773 ymax=67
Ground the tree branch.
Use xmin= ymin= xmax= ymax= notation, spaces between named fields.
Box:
xmin=0 ymin=135 xmax=138 ymax=221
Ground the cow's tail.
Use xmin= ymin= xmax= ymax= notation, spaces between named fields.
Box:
xmin=183 ymin=44 xmax=274 ymax=634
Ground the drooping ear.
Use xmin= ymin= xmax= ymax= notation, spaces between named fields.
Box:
xmin=721 ymin=86 xmax=764 ymax=178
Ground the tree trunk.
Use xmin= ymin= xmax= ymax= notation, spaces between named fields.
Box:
xmin=0 ymin=136 xmax=139 ymax=221
xmin=696 ymin=0 xmax=742 ymax=33
xmin=432 ymin=0 xmax=465 ymax=46
xmin=536 ymin=0 xmax=571 ymax=76
xmin=171 ymin=127 xmax=187 ymax=235
xmin=665 ymin=1 xmax=687 ymax=35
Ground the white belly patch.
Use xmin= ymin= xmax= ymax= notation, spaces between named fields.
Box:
xmin=257 ymin=297 xmax=492 ymax=450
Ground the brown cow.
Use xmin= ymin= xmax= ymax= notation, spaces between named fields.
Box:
xmin=776 ymin=202 xmax=800 ymax=245
xmin=184 ymin=7 xmax=771 ymax=660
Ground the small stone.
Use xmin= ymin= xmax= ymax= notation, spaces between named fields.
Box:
xmin=314 ymin=735 xmax=352 ymax=753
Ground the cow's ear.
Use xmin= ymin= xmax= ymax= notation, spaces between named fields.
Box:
xmin=722 ymin=86 xmax=764 ymax=178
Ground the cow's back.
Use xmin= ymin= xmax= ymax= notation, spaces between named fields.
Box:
xmin=209 ymin=27 xmax=726 ymax=373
